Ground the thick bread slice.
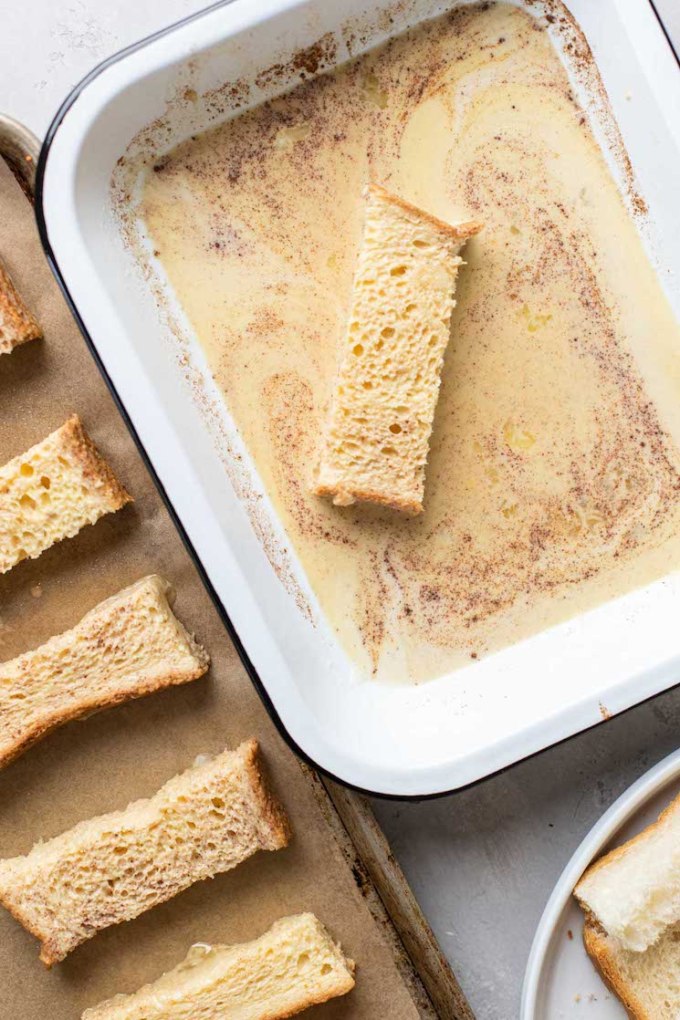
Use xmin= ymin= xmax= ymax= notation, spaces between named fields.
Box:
xmin=575 ymin=791 xmax=680 ymax=953
xmin=314 ymin=182 xmax=482 ymax=514
xmin=82 ymin=913 xmax=355 ymax=1020
xmin=0 ymin=257 xmax=42 ymax=354
xmin=0 ymin=414 xmax=131 ymax=574
xmin=0 ymin=740 xmax=290 ymax=965
xmin=0 ymin=575 xmax=209 ymax=769
xmin=583 ymin=920 xmax=680 ymax=1020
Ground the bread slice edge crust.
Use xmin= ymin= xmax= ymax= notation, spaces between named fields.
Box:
xmin=0 ymin=259 xmax=42 ymax=355
xmin=240 ymin=737 xmax=293 ymax=851
xmin=583 ymin=921 xmax=652 ymax=1020
xmin=60 ymin=414 xmax=132 ymax=512
xmin=0 ymin=877 xmax=57 ymax=967
xmin=366 ymin=182 xmax=483 ymax=242
xmin=313 ymin=182 xmax=483 ymax=515
xmin=314 ymin=481 xmax=423 ymax=515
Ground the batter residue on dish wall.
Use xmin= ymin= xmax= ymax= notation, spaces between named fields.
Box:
xmin=139 ymin=1 xmax=680 ymax=684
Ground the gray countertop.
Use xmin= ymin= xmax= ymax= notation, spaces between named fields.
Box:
xmin=372 ymin=686 xmax=680 ymax=1017
xmin=2 ymin=2 xmax=679 ymax=1018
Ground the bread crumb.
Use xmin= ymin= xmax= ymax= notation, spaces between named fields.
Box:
xmin=31 ymin=584 xmax=43 ymax=599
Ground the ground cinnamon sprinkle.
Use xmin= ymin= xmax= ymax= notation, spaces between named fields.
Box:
xmin=128 ymin=1 xmax=680 ymax=682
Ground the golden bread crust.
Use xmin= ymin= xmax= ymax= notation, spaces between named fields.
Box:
xmin=61 ymin=414 xmax=132 ymax=510
xmin=242 ymin=738 xmax=292 ymax=850
xmin=313 ymin=481 xmax=422 ymax=515
xmin=0 ymin=259 xmax=42 ymax=355
xmin=0 ymin=575 xmax=208 ymax=770
xmin=366 ymin=182 xmax=483 ymax=242
xmin=583 ymin=921 xmax=650 ymax=1020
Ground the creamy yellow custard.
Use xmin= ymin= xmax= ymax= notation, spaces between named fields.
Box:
xmin=139 ymin=2 xmax=680 ymax=683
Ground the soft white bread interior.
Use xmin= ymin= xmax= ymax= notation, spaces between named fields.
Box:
xmin=0 ymin=575 xmax=209 ymax=769
xmin=575 ymin=791 xmax=680 ymax=953
xmin=314 ymin=182 xmax=482 ymax=514
xmin=0 ymin=257 xmax=42 ymax=355
xmin=0 ymin=414 xmax=131 ymax=574
xmin=583 ymin=920 xmax=680 ymax=1020
xmin=82 ymin=913 xmax=355 ymax=1020
xmin=0 ymin=740 xmax=290 ymax=965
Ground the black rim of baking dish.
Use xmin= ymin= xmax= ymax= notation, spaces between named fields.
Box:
xmin=32 ymin=0 xmax=680 ymax=801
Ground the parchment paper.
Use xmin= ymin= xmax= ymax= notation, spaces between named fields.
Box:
xmin=0 ymin=158 xmax=420 ymax=1020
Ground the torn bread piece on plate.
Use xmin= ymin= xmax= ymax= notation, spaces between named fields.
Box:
xmin=0 ymin=575 xmax=209 ymax=769
xmin=0 ymin=413 xmax=131 ymax=574
xmin=575 ymin=789 xmax=680 ymax=953
xmin=82 ymin=913 xmax=355 ymax=1020
xmin=0 ymin=257 xmax=42 ymax=355
xmin=575 ymin=790 xmax=680 ymax=1018
xmin=314 ymin=182 xmax=482 ymax=514
xmin=583 ymin=920 xmax=680 ymax=1020
xmin=0 ymin=739 xmax=290 ymax=965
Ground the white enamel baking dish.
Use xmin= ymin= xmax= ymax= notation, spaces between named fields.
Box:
xmin=36 ymin=0 xmax=680 ymax=797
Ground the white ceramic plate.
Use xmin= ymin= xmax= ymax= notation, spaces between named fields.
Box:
xmin=521 ymin=748 xmax=680 ymax=1019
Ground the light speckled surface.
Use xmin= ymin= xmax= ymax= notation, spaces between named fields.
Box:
xmin=1 ymin=2 xmax=678 ymax=1018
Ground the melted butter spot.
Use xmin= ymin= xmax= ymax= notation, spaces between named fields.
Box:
xmin=274 ymin=122 xmax=312 ymax=149
xmin=503 ymin=421 xmax=537 ymax=451
xmin=520 ymin=304 xmax=553 ymax=333
xmin=363 ymin=71 xmax=389 ymax=109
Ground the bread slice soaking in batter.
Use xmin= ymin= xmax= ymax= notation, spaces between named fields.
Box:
xmin=314 ymin=183 xmax=481 ymax=514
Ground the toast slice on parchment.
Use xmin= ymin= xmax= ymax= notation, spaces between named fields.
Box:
xmin=82 ymin=913 xmax=355 ymax=1020
xmin=0 ymin=575 xmax=209 ymax=769
xmin=0 ymin=257 xmax=42 ymax=354
xmin=0 ymin=414 xmax=131 ymax=574
xmin=314 ymin=183 xmax=482 ymax=514
xmin=0 ymin=739 xmax=290 ymax=965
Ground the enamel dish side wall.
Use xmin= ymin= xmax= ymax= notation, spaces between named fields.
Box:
xmin=37 ymin=0 xmax=680 ymax=795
